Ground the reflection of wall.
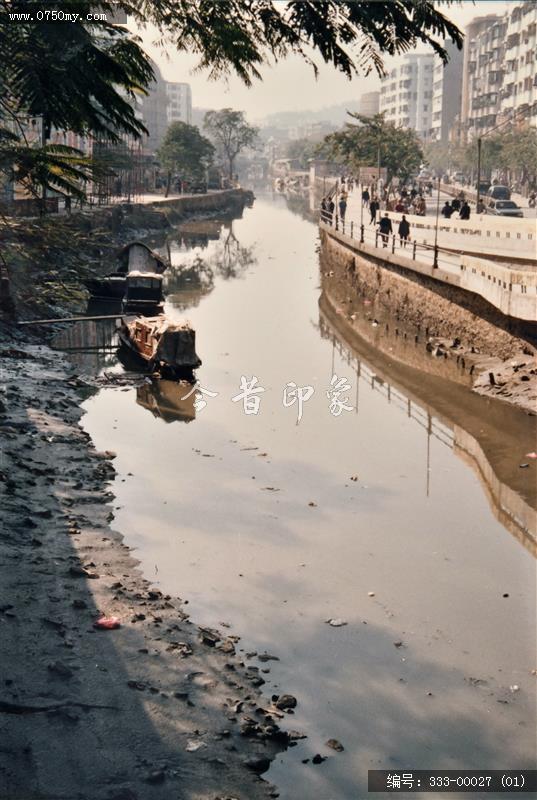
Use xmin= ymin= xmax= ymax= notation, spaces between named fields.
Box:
xmin=319 ymin=290 xmax=536 ymax=556
xmin=454 ymin=428 xmax=536 ymax=557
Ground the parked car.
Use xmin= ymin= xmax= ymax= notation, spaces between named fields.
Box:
xmin=485 ymin=200 xmax=524 ymax=218
xmin=487 ymin=185 xmax=511 ymax=201
xmin=452 ymin=171 xmax=466 ymax=184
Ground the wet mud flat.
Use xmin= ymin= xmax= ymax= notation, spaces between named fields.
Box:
xmin=0 ymin=334 xmax=291 ymax=800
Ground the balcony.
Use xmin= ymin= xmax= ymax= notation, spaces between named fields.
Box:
xmin=506 ymin=32 xmax=521 ymax=49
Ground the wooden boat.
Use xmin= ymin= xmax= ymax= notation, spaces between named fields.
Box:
xmin=122 ymin=271 xmax=164 ymax=313
xmin=84 ymin=273 xmax=126 ymax=300
xmin=85 ymin=241 xmax=168 ymax=301
xmin=117 ymin=241 xmax=168 ymax=274
xmin=118 ymin=315 xmax=201 ymax=376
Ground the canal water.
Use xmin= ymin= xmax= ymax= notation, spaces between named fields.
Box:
xmin=63 ymin=195 xmax=536 ymax=798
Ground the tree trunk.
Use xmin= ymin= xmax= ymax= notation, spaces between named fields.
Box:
xmin=40 ymin=115 xmax=48 ymax=216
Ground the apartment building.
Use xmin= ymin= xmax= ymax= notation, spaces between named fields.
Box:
xmin=139 ymin=63 xmax=169 ymax=153
xmin=459 ymin=2 xmax=537 ymax=142
xmin=166 ymin=82 xmax=192 ymax=125
xmin=358 ymin=91 xmax=380 ymax=118
xmin=499 ymin=1 xmax=537 ymax=126
xmin=379 ymin=54 xmax=434 ymax=138
xmin=464 ymin=14 xmax=508 ymax=138
xmin=430 ymin=40 xmax=463 ymax=142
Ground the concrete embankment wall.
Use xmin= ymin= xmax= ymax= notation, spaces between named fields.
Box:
xmin=321 ymin=222 xmax=536 ymax=324
xmin=145 ymin=189 xmax=250 ymax=220
xmin=320 ymin=225 xmax=536 ymax=358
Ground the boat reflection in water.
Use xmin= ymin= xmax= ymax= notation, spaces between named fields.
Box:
xmin=136 ymin=379 xmax=196 ymax=424
xmin=319 ymin=290 xmax=537 ymax=558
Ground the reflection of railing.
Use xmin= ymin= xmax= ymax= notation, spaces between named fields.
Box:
xmin=323 ymin=316 xmax=454 ymax=453
xmin=319 ymin=300 xmax=536 ymax=557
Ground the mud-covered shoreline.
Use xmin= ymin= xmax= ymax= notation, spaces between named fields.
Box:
xmin=0 ymin=329 xmax=294 ymax=799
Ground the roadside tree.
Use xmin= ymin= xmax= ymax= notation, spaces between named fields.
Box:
xmin=321 ymin=113 xmax=423 ymax=183
xmin=118 ymin=0 xmax=462 ymax=82
xmin=158 ymin=122 xmax=215 ymax=196
xmin=203 ymin=109 xmax=258 ymax=180
xmin=0 ymin=3 xmax=152 ymax=209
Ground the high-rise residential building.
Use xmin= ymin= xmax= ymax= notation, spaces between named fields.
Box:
xmin=166 ymin=82 xmax=192 ymax=125
xmin=463 ymin=14 xmax=508 ymax=139
xmin=459 ymin=2 xmax=537 ymax=142
xmin=379 ymin=53 xmax=435 ymax=138
xmin=139 ymin=63 xmax=170 ymax=153
xmin=499 ymin=1 xmax=537 ymax=126
xmin=460 ymin=14 xmax=504 ymax=138
xmin=358 ymin=91 xmax=380 ymax=118
xmin=430 ymin=40 xmax=463 ymax=142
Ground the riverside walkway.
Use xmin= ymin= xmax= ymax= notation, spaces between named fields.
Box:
xmin=340 ymin=182 xmax=537 ymax=264
xmin=320 ymin=185 xmax=537 ymax=324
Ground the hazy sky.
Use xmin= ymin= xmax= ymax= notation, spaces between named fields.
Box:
xmin=133 ymin=1 xmax=513 ymax=122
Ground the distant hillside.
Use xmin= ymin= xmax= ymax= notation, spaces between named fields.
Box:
xmin=261 ymin=102 xmax=361 ymax=129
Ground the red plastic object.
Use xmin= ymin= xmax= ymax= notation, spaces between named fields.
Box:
xmin=94 ymin=615 xmax=121 ymax=630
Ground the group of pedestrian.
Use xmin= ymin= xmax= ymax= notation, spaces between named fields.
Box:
xmin=320 ymin=186 xmax=349 ymax=226
xmin=376 ymin=214 xmax=410 ymax=248
xmin=441 ymin=198 xmax=471 ymax=220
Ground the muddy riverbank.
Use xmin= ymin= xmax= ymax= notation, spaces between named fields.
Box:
xmin=0 ymin=328 xmax=294 ymax=799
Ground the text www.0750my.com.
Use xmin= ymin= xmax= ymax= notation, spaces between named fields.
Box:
xmin=8 ymin=9 xmax=108 ymax=22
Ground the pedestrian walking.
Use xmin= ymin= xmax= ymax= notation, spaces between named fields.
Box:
xmin=320 ymin=197 xmax=328 ymax=223
xmin=398 ymin=215 xmax=410 ymax=247
xmin=476 ymin=199 xmax=486 ymax=214
xmin=451 ymin=197 xmax=461 ymax=212
xmin=459 ymin=201 xmax=470 ymax=220
xmin=369 ymin=197 xmax=379 ymax=224
xmin=327 ymin=198 xmax=335 ymax=225
xmin=339 ymin=191 xmax=348 ymax=223
xmin=362 ymin=187 xmax=370 ymax=207
xmin=378 ymin=213 xmax=392 ymax=247
xmin=441 ymin=201 xmax=454 ymax=219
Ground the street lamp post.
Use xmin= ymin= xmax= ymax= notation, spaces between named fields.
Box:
xmin=476 ymin=136 xmax=482 ymax=207
xmin=359 ymin=166 xmax=364 ymax=243
xmin=433 ymin=176 xmax=441 ymax=269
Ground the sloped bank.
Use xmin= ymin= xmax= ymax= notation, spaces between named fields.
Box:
xmin=319 ymin=228 xmax=537 ymax=413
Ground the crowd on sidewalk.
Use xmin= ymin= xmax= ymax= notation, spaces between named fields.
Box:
xmin=320 ymin=175 xmax=475 ymax=249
